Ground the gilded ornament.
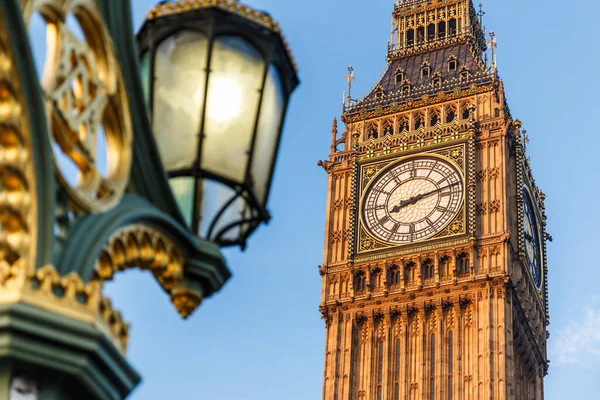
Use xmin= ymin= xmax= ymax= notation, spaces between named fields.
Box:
xmin=170 ymin=288 xmax=203 ymax=319
xmin=23 ymin=0 xmax=132 ymax=213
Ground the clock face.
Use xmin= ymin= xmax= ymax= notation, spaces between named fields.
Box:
xmin=361 ymin=157 xmax=464 ymax=244
xmin=523 ymin=188 xmax=542 ymax=289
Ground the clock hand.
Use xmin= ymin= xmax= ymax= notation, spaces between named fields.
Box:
xmin=390 ymin=182 xmax=460 ymax=213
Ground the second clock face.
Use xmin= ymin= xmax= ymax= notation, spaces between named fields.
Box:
xmin=362 ymin=157 xmax=464 ymax=244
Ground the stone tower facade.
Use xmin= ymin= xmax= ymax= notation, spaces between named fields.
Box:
xmin=318 ymin=1 xmax=549 ymax=399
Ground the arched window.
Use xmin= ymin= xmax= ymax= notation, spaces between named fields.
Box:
xmin=414 ymin=113 xmax=424 ymax=130
xmin=448 ymin=56 xmax=458 ymax=71
xmin=371 ymin=268 xmax=383 ymax=289
xmin=448 ymin=331 xmax=454 ymax=400
xmin=402 ymin=83 xmax=411 ymax=95
xmin=383 ymin=122 xmax=393 ymax=136
xmin=394 ymin=338 xmax=401 ymax=400
xmin=389 ymin=265 xmax=400 ymax=285
xmin=439 ymin=255 xmax=450 ymax=277
xmin=438 ymin=21 xmax=447 ymax=38
xmin=430 ymin=333 xmax=436 ymax=400
xmin=449 ymin=18 xmax=457 ymax=35
xmin=429 ymin=109 xmax=440 ymax=126
xmin=407 ymin=29 xmax=415 ymax=47
xmin=446 ymin=107 xmax=456 ymax=123
xmin=423 ymin=259 xmax=435 ymax=279
xmin=461 ymin=104 xmax=470 ymax=120
xmin=427 ymin=23 xmax=436 ymax=41
xmin=457 ymin=253 xmax=470 ymax=274
xmin=368 ymin=126 xmax=378 ymax=139
xmin=460 ymin=69 xmax=469 ymax=82
xmin=417 ymin=27 xmax=425 ymax=44
xmin=398 ymin=116 xmax=409 ymax=133
xmin=355 ymin=271 xmax=367 ymax=291
xmin=432 ymin=75 xmax=442 ymax=88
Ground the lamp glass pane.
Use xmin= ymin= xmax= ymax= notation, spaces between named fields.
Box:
xmin=199 ymin=179 xmax=254 ymax=243
xmin=201 ymin=36 xmax=265 ymax=183
xmin=153 ymin=31 xmax=209 ymax=171
xmin=250 ymin=64 xmax=285 ymax=206
xmin=169 ymin=177 xmax=195 ymax=227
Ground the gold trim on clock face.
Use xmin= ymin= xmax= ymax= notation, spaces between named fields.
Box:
xmin=361 ymin=156 xmax=464 ymax=245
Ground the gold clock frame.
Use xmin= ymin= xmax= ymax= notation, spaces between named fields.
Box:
xmin=354 ymin=141 xmax=470 ymax=256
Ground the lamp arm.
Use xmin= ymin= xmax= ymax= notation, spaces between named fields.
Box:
xmin=96 ymin=0 xmax=186 ymax=224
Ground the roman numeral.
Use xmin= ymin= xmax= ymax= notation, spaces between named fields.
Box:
xmin=379 ymin=216 xmax=390 ymax=225
xmin=425 ymin=218 xmax=433 ymax=226
xmin=436 ymin=206 xmax=448 ymax=213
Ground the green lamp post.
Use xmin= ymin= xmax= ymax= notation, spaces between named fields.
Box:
xmin=0 ymin=0 xmax=298 ymax=399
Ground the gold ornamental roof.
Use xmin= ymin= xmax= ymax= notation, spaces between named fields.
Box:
xmin=146 ymin=0 xmax=298 ymax=73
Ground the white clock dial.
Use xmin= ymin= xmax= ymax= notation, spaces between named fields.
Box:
xmin=362 ymin=157 xmax=464 ymax=244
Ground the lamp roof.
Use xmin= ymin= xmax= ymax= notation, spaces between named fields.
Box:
xmin=145 ymin=0 xmax=298 ymax=74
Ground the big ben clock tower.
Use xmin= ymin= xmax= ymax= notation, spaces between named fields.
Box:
xmin=318 ymin=1 xmax=549 ymax=399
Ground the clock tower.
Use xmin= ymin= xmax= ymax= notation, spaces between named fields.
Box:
xmin=318 ymin=1 xmax=549 ymax=399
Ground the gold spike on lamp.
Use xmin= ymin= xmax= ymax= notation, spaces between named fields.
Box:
xmin=137 ymin=0 xmax=299 ymax=248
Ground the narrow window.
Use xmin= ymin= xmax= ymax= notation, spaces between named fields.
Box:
xmin=368 ymin=127 xmax=378 ymax=139
xmin=384 ymin=125 xmax=393 ymax=136
xmin=395 ymin=339 xmax=401 ymax=381
xmin=448 ymin=331 xmax=453 ymax=400
xmin=446 ymin=108 xmax=456 ymax=123
xmin=421 ymin=66 xmax=430 ymax=78
xmin=448 ymin=59 xmax=457 ymax=71
xmin=494 ymin=108 xmax=501 ymax=118
xmin=461 ymin=106 xmax=470 ymax=120
xmin=378 ymin=341 xmax=384 ymax=383
xmin=398 ymin=118 xmax=409 ymax=133
xmin=430 ymin=112 xmax=440 ymax=126
xmin=430 ymin=334 xmax=436 ymax=400
xmin=414 ymin=114 xmax=424 ymax=130
xmin=407 ymin=29 xmax=415 ymax=47
xmin=395 ymin=72 xmax=404 ymax=84
xmin=449 ymin=18 xmax=457 ymax=35
xmin=427 ymin=23 xmax=436 ymax=41
xmin=417 ymin=27 xmax=425 ymax=44
xmin=460 ymin=70 xmax=469 ymax=81
xmin=402 ymin=84 xmax=411 ymax=95
xmin=432 ymin=77 xmax=442 ymax=87
xmin=438 ymin=21 xmax=447 ymax=38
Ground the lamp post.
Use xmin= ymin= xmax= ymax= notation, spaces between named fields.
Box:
xmin=0 ymin=0 xmax=298 ymax=399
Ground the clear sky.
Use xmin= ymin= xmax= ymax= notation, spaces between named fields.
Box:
xmin=96 ymin=0 xmax=600 ymax=399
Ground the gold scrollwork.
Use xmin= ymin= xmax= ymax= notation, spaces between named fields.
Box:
xmin=94 ymin=225 xmax=202 ymax=319
xmin=23 ymin=0 xmax=132 ymax=213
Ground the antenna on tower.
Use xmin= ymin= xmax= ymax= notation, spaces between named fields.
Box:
xmin=488 ymin=31 xmax=498 ymax=74
xmin=478 ymin=3 xmax=486 ymax=26
xmin=478 ymin=3 xmax=487 ymax=37
xmin=343 ymin=65 xmax=356 ymax=111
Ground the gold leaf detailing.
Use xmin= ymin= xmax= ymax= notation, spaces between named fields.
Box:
xmin=24 ymin=0 xmax=132 ymax=213
xmin=170 ymin=288 xmax=203 ymax=319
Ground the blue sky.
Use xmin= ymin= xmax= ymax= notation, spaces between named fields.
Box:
xmin=90 ymin=0 xmax=600 ymax=398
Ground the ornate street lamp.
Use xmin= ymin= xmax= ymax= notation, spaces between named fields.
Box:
xmin=0 ymin=0 xmax=298 ymax=398
xmin=137 ymin=0 xmax=299 ymax=248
